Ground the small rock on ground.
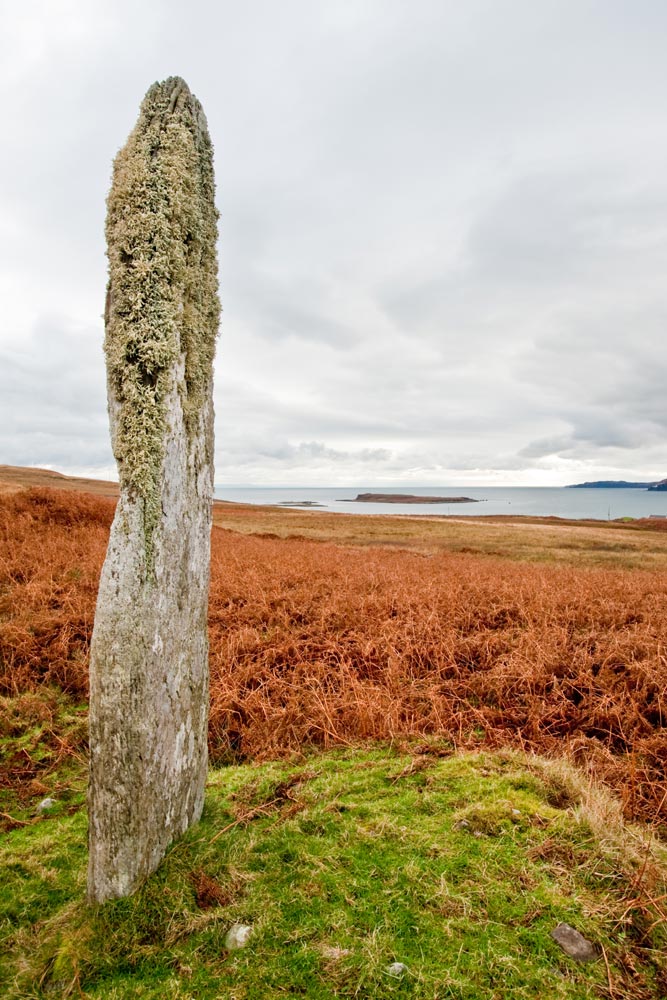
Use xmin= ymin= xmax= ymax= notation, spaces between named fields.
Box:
xmin=37 ymin=798 xmax=56 ymax=813
xmin=385 ymin=962 xmax=408 ymax=978
xmin=225 ymin=923 xmax=253 ymax=950
xmin=551 ymin=923 xmax=598 ymax=962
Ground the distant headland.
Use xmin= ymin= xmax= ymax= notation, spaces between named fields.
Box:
xmin=341 ymin=493 xmax=479 ymax=504
xmin=567 ymin=480 xmax=666 ymax=490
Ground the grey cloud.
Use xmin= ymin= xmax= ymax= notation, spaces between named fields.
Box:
xmin=466 ymin=173 xmax=620 ymax=286
xmin=255 ymin=441 xmax=391 ymax=463
xmin=228 ymin=275 xmax=358 ymax=349
xmin=519 ymin=423 xmax=648 ymax=462
xmin=0 ymin=316 xmax=110 ymax=468
xmin=518 ymin=436 xmax=574 ymax=460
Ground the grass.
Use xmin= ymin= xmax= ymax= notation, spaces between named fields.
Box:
xmin=209 ymin=499 xmax=667 ymax=572
xmin=2 ymin=744 xmax=667 ymax=999
xmin=0 ymin=688 xmax=88 ymax=832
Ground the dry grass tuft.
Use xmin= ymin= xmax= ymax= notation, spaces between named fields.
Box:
xmin=188 ymin=869 xmax=236 ymax=909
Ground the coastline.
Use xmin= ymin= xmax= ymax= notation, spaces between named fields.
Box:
xmin=3 ymin=465 xmax=667 ymax=523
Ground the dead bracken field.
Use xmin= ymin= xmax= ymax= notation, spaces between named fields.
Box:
xmin=1 ymin=487 xmax=667 ymax=828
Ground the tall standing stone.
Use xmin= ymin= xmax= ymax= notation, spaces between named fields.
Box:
xmin=88 ymin=77 xmax=220 ymax=903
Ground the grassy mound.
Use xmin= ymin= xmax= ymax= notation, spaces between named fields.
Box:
xmin=2 ymin=744 xmax=666 ymax=999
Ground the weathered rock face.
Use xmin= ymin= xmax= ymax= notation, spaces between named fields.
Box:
xmin=88 ymin=77 xmax=219 ymax=903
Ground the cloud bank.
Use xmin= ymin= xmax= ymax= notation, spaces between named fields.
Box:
xmin=2 ymin=0 xmax=667 ymax=485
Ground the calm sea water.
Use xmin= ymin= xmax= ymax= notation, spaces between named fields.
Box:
xmin=213 ymin=486 xmax=667 ymax=520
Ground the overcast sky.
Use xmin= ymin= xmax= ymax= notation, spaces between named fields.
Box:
xmin=2 ymin=0 xmax=667 ymax=486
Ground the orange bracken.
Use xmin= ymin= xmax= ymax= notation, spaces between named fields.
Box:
xmin=2 ymin=487 xmax=666 ymax=826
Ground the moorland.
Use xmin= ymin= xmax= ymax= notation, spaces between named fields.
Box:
xmin=2 ymin=465 xmax=667 ymax=998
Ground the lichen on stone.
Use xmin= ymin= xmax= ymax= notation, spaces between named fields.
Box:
xmin=104 ymin=77 xmax=220 ymax=572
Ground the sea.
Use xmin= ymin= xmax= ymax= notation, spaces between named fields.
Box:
xmin=213 ymin=486 xmax=667 ymax=521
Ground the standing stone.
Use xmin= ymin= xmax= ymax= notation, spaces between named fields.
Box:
xmin=87 ymin=77 xmax=220 ymax=903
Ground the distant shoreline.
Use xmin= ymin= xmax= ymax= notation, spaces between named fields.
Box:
xmin=2 ymin=466 xmax=667 ymax=519
xmin=567 ymin=480 xmax=657 ymax=489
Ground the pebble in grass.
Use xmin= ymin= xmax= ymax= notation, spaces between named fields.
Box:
xmin=37 ymin=798 xmax=57 ymax=813
xmin=225 ymin=924 xmax=253 ymax=950
xmin=551 ymin=923 xmax=598 ymax=962
xmin=385 ymin=962 xmax=408 ymax=978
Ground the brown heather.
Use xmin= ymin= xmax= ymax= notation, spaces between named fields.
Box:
xmin=2 ymin=487 xmax=667 ymax=827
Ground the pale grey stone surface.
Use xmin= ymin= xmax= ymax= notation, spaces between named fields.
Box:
xmin=224 ymin=924 xmax=253 ymax=950
xmin=551 ymin=923 xmax=598 ymax=962
xmin=385 ymin=962 xmax=408 ymax=978
xmin=87 ymin=77 xmax=219 ymax=903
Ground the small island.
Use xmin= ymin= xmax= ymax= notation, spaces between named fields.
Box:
xmin=278 ymin=500 xmax=326 ymax=507
xmin=341 ymin=493 xmax=479 ymax=504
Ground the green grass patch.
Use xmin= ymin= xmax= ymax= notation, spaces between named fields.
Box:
xmin=0 ymin=689 xmax=88 ymax=830
xmin=1 ymin=746 xmax=667 ymax=998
